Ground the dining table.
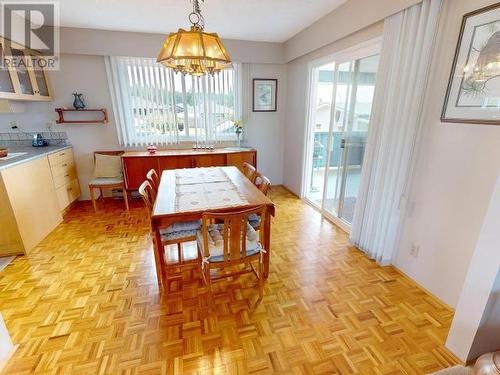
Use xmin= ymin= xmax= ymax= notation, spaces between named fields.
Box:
xmin=151 ymin=166 xmax=275 ymax=291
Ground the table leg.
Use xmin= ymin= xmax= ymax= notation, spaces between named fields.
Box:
xmin=263 ymin=210 xmax=271 ymax=279
xmin=152 ymin=226 xmax=166 ymax=291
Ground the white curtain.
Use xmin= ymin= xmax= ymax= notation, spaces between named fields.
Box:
xmin=105 ymin=56 xmax=241 ymax=147
xmin=350 ymin=0 xmax=442 ymax=264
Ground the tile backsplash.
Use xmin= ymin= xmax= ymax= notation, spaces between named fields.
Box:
xmin=0 ymin=131 xmax=68 ymax=147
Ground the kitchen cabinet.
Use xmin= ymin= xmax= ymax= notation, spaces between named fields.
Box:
xmin=122 ymin=149 xmax=257 ymax=190
xmin=0 ymin=38 xmax=52 ymax=101
xmin=48 ymin=148 xmax=81 ymax=212
xmin=0 ymin=156 xmax=62 ymax=256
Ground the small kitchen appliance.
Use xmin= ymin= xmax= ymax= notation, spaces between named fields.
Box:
xmin=32 ymin=133 xmax=48 ymax=147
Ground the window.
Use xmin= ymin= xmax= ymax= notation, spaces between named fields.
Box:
xmin=106 ymin=56 xmax=241 ymax=146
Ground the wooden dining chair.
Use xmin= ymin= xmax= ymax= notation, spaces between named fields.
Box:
xmin=89 ymin=151 xmax=129 ymax=211
xmin=146 ymin=169 xmax=160 ymax=195
xmin=242 ymin=162 xmax=257 ymax=183
xmin=254 ymin=172 xmax=271 ymax=196
xmin=139 ymin=180 xmax=201 ymax=268
xmin=197 ymin=206 xmax=268 ymax=307
xmin=249 ymin=173 xmax=271 ymax=229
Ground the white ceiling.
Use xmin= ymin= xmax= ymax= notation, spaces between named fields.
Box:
xmin=53 ymin=0 xmax=347 ymax=43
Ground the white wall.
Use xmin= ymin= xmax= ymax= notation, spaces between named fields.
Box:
xmin=60 ymin=27 xmax=286 ymax=64
xmin=0 ymin=54 xmax=120 ymax=200
xmin=0 ymin=30 xmax=287 ymax=199
xmin=244 ymin=64 xmax=287 ymax=186
xmin=284 ymin=0 xmax=420 ymax=62
xmin=0 ymin=313 xmax=13 ymax=369
xmin=445 ymin=173 xmax=500 ymax=361
xmin=394 ymin=0 xmax=500 ymax=308
xmin=283 ymin=23 xmax=383 ymax=195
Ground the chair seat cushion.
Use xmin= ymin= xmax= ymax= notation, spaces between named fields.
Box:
xmin=248 ymin=213 xmax=261 ymax=229
xmin=94 ymin=154 xmax=123 ymax=178
xmin=89 ymin=177 xmax=124 ymax=186
xmin=197 ymin=223 xmax=261 ymax=262
xmin=160 ymin=228 xmax=197 ymax=241
xmin=162 ymin=220 xmax=201 ymax=235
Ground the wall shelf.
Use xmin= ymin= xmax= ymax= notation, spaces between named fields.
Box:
xmin=55 ymin=108 xmax=108 ymax=124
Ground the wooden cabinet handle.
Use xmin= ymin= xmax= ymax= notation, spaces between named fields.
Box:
xmin=62 ymin=163 xmax=67 ymax=167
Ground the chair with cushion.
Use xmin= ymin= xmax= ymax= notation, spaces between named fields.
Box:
xmin=242 ymin=162 xmax=257 ymax=183
xmin=249 ymin=173 xmax=271 ymax=229
xmin=197 ymin=206 xmax=268 ymax=305
xmin=146 ymin=169 xmax=160 ymax=195
xmin=139 ymin=180 xmax=201 ymax=268
xmin=89 ymin=151 xmax=129 ymax=211
xmin=254 ymin=172 xmax=271 ymax=195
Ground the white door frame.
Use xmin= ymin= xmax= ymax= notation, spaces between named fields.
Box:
xmin=301 ymin=37 xmax=381 ymax=233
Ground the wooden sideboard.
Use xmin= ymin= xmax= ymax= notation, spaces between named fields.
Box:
xmin=122 ymin=148 xmax=257 ymax=190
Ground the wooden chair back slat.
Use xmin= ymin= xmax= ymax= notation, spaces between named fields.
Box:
xmin=254 ymin=172 xmax=271 ymax=196
xmin=201 ymin=206 xmax=267 ymax=265
xmin=146 ymin=169 xmax=160 ymax=195
xmin=242 ymin=162 xmax=257 ymax=183
xmin=138 ymin=180 xmax=155 ymax=216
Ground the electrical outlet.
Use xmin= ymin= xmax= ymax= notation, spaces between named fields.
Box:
xmin=410 ymin=244 xmax=420 ymax=258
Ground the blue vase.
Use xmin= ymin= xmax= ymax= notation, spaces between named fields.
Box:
xmin=73 ymin=93 xmax=85 ymax=110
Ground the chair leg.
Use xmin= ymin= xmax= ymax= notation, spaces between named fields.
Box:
xmin=89 ymin=186 xmax=97 ymax=212
xmin=258 ymin=258 xmax=264 ymax=300
xmin=99 ymin=188 xmax=104 ymax=201
xmin=122 ymin=186 xmax=130 ymax=211
xmin=177 ymin=243 xmax=183 ymax=264
xmin=205 ymin=265 xmax=213 ymax=311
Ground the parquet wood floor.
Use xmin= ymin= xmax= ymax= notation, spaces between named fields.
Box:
xmin=0 ymin=187 xmax=459 ymax=374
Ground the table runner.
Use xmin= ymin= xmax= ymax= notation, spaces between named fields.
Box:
xmin=174 ymin=168 xmax=249 ymax=211
xmin=175 ymin=167 xmax=229 ymax=185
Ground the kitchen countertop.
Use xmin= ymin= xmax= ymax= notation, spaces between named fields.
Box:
xmin=0 ymin=144 xmax=72 ymax=171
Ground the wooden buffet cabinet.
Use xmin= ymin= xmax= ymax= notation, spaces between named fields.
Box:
xmin=122 ymin=148 xmax=257 ymax=190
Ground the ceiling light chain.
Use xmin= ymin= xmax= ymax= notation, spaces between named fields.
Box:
xmin=189 ymin=0 xmax=205 ymax=30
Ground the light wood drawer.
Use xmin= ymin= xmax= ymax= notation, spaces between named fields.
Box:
xmin=55 ymin=184 xmax=70 ymax=210
xmin=48 ymin=148 xmax=74 ymax=167
xmin=52 ymin=166 xmax=77 ymax=189
xmin=55 ymin=178 xmax=80 ymax=211
xmin=68 ymin=178 xmax=80 ymax=202
xmin=50 ymin=160 xmax=74 ymax=179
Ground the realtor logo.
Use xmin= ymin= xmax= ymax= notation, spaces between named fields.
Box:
xmin=1 ymin=2 xmax=60 ymax=70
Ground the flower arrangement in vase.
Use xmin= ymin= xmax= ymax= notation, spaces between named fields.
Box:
xmin=233 ymin=119 xmax=243 ymax=148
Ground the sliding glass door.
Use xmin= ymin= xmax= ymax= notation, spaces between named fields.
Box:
xmin=304 ymin=48 xmax=379 ymax=229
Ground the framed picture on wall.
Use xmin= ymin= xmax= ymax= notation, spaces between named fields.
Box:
xmin=253 ymin=79 xmax=278 ymax=112
xmin=442 ymin=3 xmax=500 ymax=125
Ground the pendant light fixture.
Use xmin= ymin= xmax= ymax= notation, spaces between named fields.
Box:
xmin=157 ymin=0 xmax=232 ymax=76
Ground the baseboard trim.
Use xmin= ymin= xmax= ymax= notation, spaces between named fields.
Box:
xmin=272 ymin=184 xmax=300 ymax=198
xmin=0 ymin=344 xmax=18 ymax=374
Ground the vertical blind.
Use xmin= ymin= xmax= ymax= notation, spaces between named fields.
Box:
xmin=105 ymin=56 xmax=241 ymax=147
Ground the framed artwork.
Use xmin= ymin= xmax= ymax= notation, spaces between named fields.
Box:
xmin=442 ymin=3 xmax=500 ymax=125
xmin=253 ymin=79 xmax=277 ymax=112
